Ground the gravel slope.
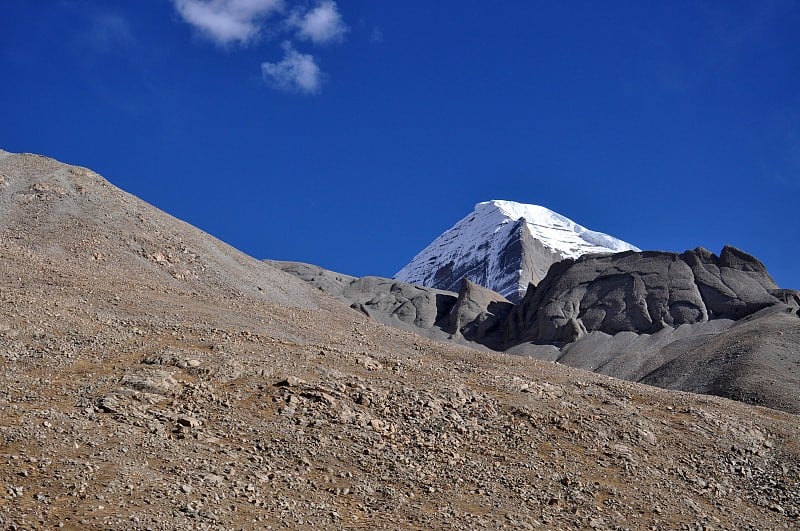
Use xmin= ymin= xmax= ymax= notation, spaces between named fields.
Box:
xmin=0 ymin=151 xmax=798 ymax=529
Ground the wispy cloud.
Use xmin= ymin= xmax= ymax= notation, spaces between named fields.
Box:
xmin=172 ymin=0 xmax=348 ymax=94
xmin=261 ymin=42 xmax=321 ymax=94
xmin=173 ymin=0 xmax=283 ymax=45
xmin=290 ymin=1 xmax=347 ymax=45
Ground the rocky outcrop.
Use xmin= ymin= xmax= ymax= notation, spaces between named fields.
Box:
xmin=495 ymin=245 xmax=800 ymax=413
xmin=504 ymin=246 xmax=781 ymax=345
xmin=443 ymin=279 xmax=513 ymax=349
xmin=683 ymin=246 xmax=778 ymax=319
xmin=269 ymin=262 xmax=517 ymax=350
xmin=342 ymin=276 xmax=454 ymax=332
xmin=267 ymin=261 xmax=457 ymax=337
xmin=267 ymin=261 xmax=460 ymax=342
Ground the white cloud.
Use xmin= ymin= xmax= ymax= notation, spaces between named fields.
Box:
xmin=172 ymin=1 xmax=347 ymax=93
xmin=173 ymin=0 xmax=283 ymax=45
xmin=261 ymin=42 xmax=322 ymax=94
xmin=292 ymin=1 xmax=347 ymax=44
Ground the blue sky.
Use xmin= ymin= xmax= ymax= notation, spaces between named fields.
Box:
xmin=1 ymin=1 xmax=798 ymax=288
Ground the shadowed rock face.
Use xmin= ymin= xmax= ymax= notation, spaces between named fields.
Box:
xmin=684 ymin=246 xmax=779 ymax=319
xmin=443 ymin=279 xmax=513 ymax=349
xmin=416 ymin=219 xmax=542 ymax=302
xmin=505 ymin=247 xmax=781 ymax=345
xmin=267 ymin=262 xmax=515 ymax=350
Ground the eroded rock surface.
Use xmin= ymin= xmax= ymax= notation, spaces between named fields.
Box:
xmin=268 ymin=262 xmax=518 ymax=351
xmin=267 ymin=261 xmax=458 ymax=340
xmin=506 ymin=247 xmax=781 ymax=344
xmin=443 ymin=279 xmax=513 ymax=349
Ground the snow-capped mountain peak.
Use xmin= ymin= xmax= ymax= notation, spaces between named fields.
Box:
xmin=395 ymin=200 xmax=640 ymax=301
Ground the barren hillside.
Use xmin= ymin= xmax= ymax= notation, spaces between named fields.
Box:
xmin=0 ymin=151 xmax=797 ymax=529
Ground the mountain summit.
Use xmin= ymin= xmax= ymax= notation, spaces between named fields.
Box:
xmin=395 ymin=200 xmax=639 ymax=301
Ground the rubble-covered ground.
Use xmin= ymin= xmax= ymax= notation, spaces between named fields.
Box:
xmin=0 ymin=151 xmax=798 ymax=529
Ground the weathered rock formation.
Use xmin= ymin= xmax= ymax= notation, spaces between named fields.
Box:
xmin=504 ymin=246 xmax=785 ymax=345
xmin=268 ymin=262 xmax=515 ymax=350
xmin=267 ymin=261 xmax=455 ymax=338
xmin=442 ymin=279 xmax=513 ymax=349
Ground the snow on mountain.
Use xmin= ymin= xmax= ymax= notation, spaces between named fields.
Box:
xmin=395 ymin=200 xmax=640 ymax=302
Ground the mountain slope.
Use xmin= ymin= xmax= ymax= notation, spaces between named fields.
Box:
xmin=268 ymin=260 xmax=513 ymax=350
xmin=277 ymin=249 xmax=800 ymax=414
xmin=395 ymin=200 xmax=639 ymax=301
xmin=1 ymin=151 xmax=798 ymax=529
xmin=0 ymin=150 xmax=320 ymax=311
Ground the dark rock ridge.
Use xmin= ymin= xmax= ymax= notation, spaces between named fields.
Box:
xmin=266 ymin=261 xmax=512 ymax=348
xmin=504 ymin=246 xmax=783 ymax=345
xmin=443 ymin=279 xmax=513 ymax=350
xmin=499 ymin=246 xmax=800 ymax=412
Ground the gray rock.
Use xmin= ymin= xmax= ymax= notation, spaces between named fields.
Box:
xmin=267 ymin=260 xmax=457 ymax=337
xmin=769 ymin=289 xmax=800 ymax=308
xmin=500 ymin=247 xmax=799 ymax=412
xmin=119 ymin=369 xmax=178 ymax=396
xmin=343 ymin=276 xmax=453 ymax=331
xmin=176 ymin=415 xmax=201 ymax=428
xmin=268 ymin=260 xmax=509 ymax=349
xmin=263 ymin=260 xmax=355 ymax=297
xmin=682 ymin=246 xmax=778 ymax=320
xmin=505 ymin=246 xmax=781 ymax=345
xmin=274 ymin=376 xmax=305 ymax=387
xmin=443 ymin=279 xmax=513 ymax=349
